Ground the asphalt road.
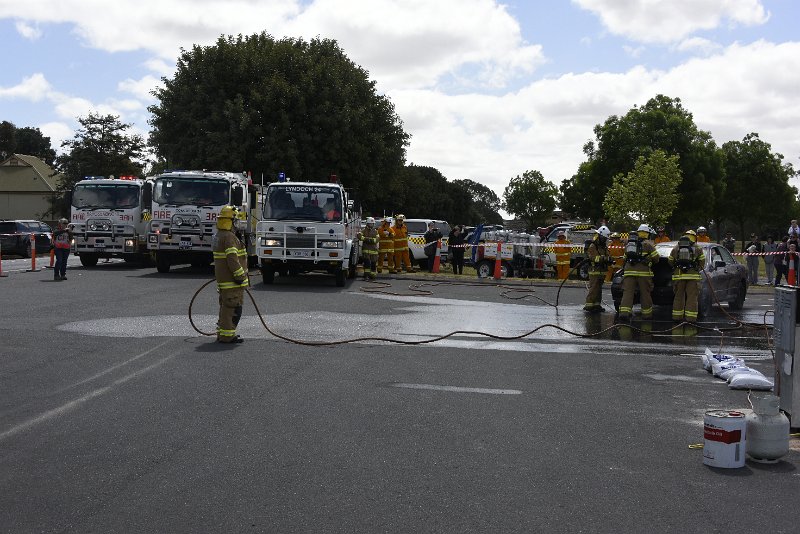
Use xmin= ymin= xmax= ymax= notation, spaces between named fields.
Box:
xmin=1 ymin=259 xmax=798 ymax=533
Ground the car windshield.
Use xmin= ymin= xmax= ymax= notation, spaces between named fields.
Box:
xmin=153 ymin=178 xmax=229 ymax=206
xmin=73 ymin=184 xmax=141 ymax=209
xmin=263 ymin=185 xmax=342 ymax=221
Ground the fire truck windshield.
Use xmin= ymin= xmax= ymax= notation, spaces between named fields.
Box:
xmin=153 ymin=178 xmax=229 ymax=206
xmin=73 ymin=183 xmax=140 ymax=209
xmin=264 ymin=185 xmax=343 ymax=221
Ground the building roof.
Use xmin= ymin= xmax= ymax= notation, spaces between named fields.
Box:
xmin=0 ymin=154 xmax=62 ymax=192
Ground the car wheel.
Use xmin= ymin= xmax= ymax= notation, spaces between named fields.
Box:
xmin=79 ymin=253 xmax=99 ymax=267
xmin=728 ymin=281 xmax=747 ymax=310
xmin=261 ymin=266 xmax=275 ymax=284
xmin=22 ymin=240 xmax=31 ymax=258
xmin=476 ymin=260 xmax=493 ymax=278
xmin=155 ymin=254 xmax=170 ymax=273
xmin=335 ymin=266 xmax=346 ymax=287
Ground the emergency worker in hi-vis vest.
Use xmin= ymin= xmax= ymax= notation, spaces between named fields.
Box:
xmin=668 ymin=229 xmax=705 ymax=323
xmin=392 ymin=214 xmax=415 ymax=273
xmin=554 ymin=230 xmax=571 ymax=280
xmin=618 ymin=224 xmax=660 ymax=321
xmin=377 ymin=217 xmax=395 ymax=273
xmin=213 ymin=206 xmax=249 ymax=343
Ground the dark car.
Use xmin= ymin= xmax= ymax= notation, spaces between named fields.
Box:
xmin=0 ymin=220 xmax=53 ymax=257
xmin=610 ymin=241 xmax=748 ymax=318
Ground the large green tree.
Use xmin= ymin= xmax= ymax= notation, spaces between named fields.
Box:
xmin=720 ymin=133 xmax=797 ymax=246
xmin=0 ymin=120 xmax=57 ymax=165
xmin=560 ymin=95 xmax=724 ymax=227
xmin=503 ymin=170 xmax=558 ymax=231
xmin=602 ymin=150 xmax=682 ymax=228
xmin=149 ymin=33 xmax=409 ymax=210
xmin=51 ymin=113 xmax=146 ymax=217
xmin=451 ymin=179 xmax=503 ymax=225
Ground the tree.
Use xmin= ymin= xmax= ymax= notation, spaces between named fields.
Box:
xmin=602 ymin=150 xmax=682 ymax=228
xmin=51 ymin=113 xmax=146 ymax=217
xmin=559 ymin=95 xmax=724 ymax=227
xmin=720 ymin=133 xmax=797 ymax=246
xmin=0 ymin=120 xmax=57 ymax=165
xmin=452 ymin=179 xmax=503 ymax=225
xmin=503 ymin=170 xmax=558 ymax=231
xmin=149 ymin=33 xmax=409 ymax=210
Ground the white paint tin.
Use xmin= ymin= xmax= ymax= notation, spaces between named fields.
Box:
xmin=703 ymin=410 xmax=747 ymax=468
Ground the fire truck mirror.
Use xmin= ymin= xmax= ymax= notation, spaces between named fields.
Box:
xmin=248 ymin=185 xmax=257 ymax=209
xmin=231 ymin=185 xmax=244 ymax=206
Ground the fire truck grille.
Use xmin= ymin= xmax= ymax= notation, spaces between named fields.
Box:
xmin=286 ymin=235 xmax=316 ymax=248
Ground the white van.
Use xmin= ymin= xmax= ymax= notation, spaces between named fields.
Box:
xmin=404 ymin=219 xmax=451 ymax=269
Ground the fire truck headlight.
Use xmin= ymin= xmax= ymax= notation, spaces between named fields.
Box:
xmin=174 ymin=216 xmax=184 ymax=226
xmin=320 ymin=240 xmax=342 ymax=248
xmin=261 ymin=238 xmax=283 ymax=247
xmin=125 ymin=239 xmax=135 ymax=248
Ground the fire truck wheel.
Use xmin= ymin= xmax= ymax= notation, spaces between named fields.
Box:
xmin=155 ymin=254 xmax=170 ymax=273
xmin=347 ymin=250 xmax=357 ymax=278
xmin=335 ymin=266 xmax=346 ymax=287
xmin=261 ymin=266 xmax=275 ymax=284
xmin=80 ymin=253 xmax=99 ymax=267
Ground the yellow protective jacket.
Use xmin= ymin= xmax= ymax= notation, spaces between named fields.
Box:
xmin=554 ymin=237 xmax=571 ymax=265
xmin=213 ymin=229 xmax=249 ymax=290
xmin=393 ymin=223 xmax=409 ymax=252
xmin=668 ymin=242 xmax=705 ymax=280
xmin=697 ymin=235 xmax=711 ymax=243
xmin=359 ymin=226 xmax=379 ymax=255
xmin=378 ymin=223 xmax=395 ymax=251
xmin=587 ymin=240 xmax=610 ymax=277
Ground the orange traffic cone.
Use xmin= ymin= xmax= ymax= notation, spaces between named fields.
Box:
xmin=432 ymin=239 xmax=441 ymax=273
xmin=27 ymin=233 xmax=40 ymax=272
xmin=493 ymin=241 xmax=502 ymax=280
xmin=789 ymin=253 xmax=796 ymax=286
xmin=46 ymin=247 xmax=55 ymax=269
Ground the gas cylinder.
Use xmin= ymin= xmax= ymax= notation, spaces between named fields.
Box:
xmin=745 ymin=394 xmax=790 ymax=463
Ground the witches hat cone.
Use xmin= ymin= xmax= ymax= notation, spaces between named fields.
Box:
xmin=789 ymin=253 xmax=796 ymax=286
xmin=432 ymin=239 xmax=441 ymax=273
xmin=493 ymin=241 xmax=502 ymax=280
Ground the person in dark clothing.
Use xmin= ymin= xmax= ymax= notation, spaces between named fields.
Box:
xmin=423 ymin=222 xmax=443 ymax=272
xmin=448 ymin=225 xmax=467 ymax=275
xmin=52 ymin=218 xmax=73 ymax=281
xmin=744 ymin=233 xmax=763 ymax=285
xmin=774 ymin=236 xmax=788 ymax=286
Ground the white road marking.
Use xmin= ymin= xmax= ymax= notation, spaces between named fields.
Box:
xmin=389 ymin=383 xmax=522 ymax=395
xmin=0 ymin=350 xmax=180 ymax=442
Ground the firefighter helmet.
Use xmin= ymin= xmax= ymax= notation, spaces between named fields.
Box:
xmin=217 ymin=205 xmax=236 ymax=231
xmin=684 ymin=229 xmax=697 ymax=243
xmin=396 ymin=214 xmax=405 ymax=221
xmin=697 ymin=226 xmax=707 ymax=233
xmin=366 ymin=217 xmax=375 ymax=226
xmin=637 ymin=224 xmax=654 ymax=239
xmin=596 ymin=225 xmax=611 ymax=238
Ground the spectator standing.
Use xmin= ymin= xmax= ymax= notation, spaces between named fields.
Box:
xmin=744 ymin=233 xmax=763 ymax=285
xmin=448 ymin=225 xmax=466 ymax=275
xmin=52 ymin=218 xmax=73 ymax=281
xmin=423 ymin=222 xmax=443 ymax=272
xmin=696 ymin=226 xmax=711 ymax=243
xmin=654 ymin=227 xmax=670 ymax=244
xmin=788 ymin=220 xmax=800 ymax=239
xmin=774 ymin=236 xmax=788 ymax=285
xmin=722 ymin=231 xmax=736 ymax=253
xmin=763 ymin=236 xmax=777 ymax=285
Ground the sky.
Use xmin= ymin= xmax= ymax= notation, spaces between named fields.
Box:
xmin=1 ymin=0 xmax=799 ymax=204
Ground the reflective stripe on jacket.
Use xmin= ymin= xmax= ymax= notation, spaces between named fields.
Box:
xmin=213 ymin=229 xmax=249 ymax=290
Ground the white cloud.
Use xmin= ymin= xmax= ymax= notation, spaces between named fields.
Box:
xmin=0 ymin=73 xmax=51 ymax=101
xmin=15 ymin=20 xmax=42 ymax=39
xmin=623 ymin=45 xmax=645 ymax=58
xmin=143 ymin=58 xmax=174 ymax=77
xmin=118 ymin=75 xmax=162 ymax=102
xmin=573 ymin=0 xmax=769 ymax=43
xmin=37 ymin=121 xmax=73 ymax=150
xmin=674 ymin=37 xmax=723 ymax=55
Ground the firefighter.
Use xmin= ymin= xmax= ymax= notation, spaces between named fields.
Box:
xmin=606 ymin=232 xmax=625 ymax=282
xmin=696 ymin=226 xmax=711 ymax=243
xmin=358 ymin=217 xmax=379 ymax=280
xmin=554 ymin=230 xmax=571 ymax=280
xmin=393 ymin=214 xmax=415 ymax=273
xmin=669 ymin=229 xmax=705 ymax=323
xmin=618 ymin=224 xmax=660 ymax=321
xmin=654 ymin=226 xmax=670 ymax=244
xmin=213 ymin=206 xmax=249 ymax=343
xmin=377 ymin=217 xmax=395 ymax=273
xmin=584 ymin=225 xmax=611 ymax=312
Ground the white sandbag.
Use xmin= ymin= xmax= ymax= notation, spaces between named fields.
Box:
xmin=703 ymin=348 xmax=737 ymax=372
xmin=712 ymin=358 xmax=746 ymax=378
xmin=725 ymin=367 xmax=765 ymax=383
xmin=729 ymin=373 xmax=774 ymax=391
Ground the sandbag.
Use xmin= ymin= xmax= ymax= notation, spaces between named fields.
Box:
xmin=729 ymin=373 xmax=773 ymax=391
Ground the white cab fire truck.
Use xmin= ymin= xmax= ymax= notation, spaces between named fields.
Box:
xmin=255 ymin=175 xmax=360 ymax=287
xmin=146 ymin=170 xmax=259 ymax=273
xmin=69 ymin=175 xmax=153 ymax=266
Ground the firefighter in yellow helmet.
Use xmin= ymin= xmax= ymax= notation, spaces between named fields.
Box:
xmin=618 ymin=224 xmax=660 ymax=321
xmin=393 ymin=214 xmax=415 ymax=273
xmin=213 ymin=206 xmax=249 ymax=343
xmin=358 ymin=217 xmax=379 ymax=280
xmin=554 ymin=230 xmax=571 ymax=280
xmin=668 ymin=229 xmax=705 ymax=323
xmin=377 ymin=217 xmax=395 ymax=274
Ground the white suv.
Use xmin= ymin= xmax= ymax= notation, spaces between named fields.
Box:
xmin=404 ymin=219 xmax=451 ymax=269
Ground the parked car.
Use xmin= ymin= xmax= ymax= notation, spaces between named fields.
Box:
xmin=404 ymin=219 xmax=451 ymax=269
xmin=0 ymin=219 xmax=53 ymax=257
xmin=610 ymin=241 xmax=748 ymax=318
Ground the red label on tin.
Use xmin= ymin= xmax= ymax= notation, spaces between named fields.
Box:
xmin=704 ymin=426 xmax=742 ymax=444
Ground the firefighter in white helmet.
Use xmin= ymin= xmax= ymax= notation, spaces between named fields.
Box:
xmin=584 ymin=225 xmax=611 ymax=312
xmin=618 ymin=224 xmax=660 ymax=321
xmin=668 ymin=229 xmax=705 ymax=323
xmin=213 ymin=206 xmax=249 ymax=343
xmin=358 ymin=217 xmax=379 ymax=280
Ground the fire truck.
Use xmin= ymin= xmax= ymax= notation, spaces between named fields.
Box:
xmin=146 ymin=170 xmax=259 ymax=273
xmin=69 ymin=175 xmax=153 ymax=266
xmin=255 ymin=175 xmax=360 ymax=287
